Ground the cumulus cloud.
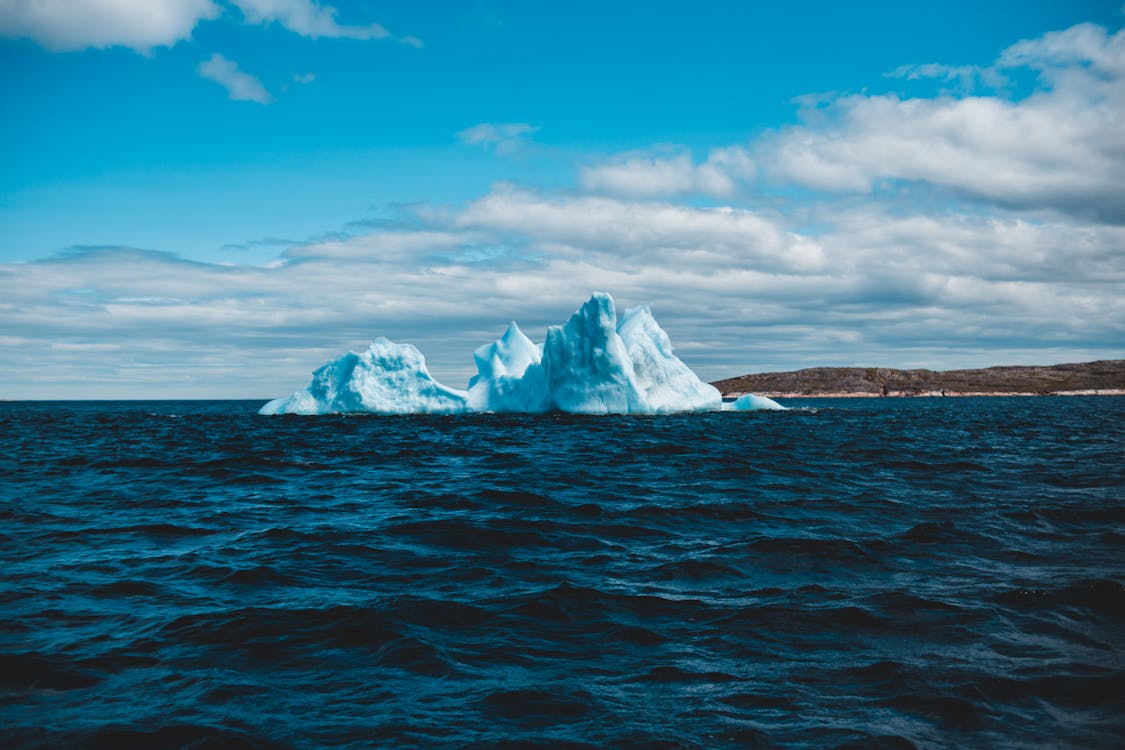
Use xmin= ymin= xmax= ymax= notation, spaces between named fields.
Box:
xmin=580 ymin=147 xmax=755 ymax=198
xmin=457 ymin=123 xmax=539 ymax=155
xmin=998 ymin=21 xmax=1124 ymax=74
xmin=197 ymin=53 xmax=272 ymax=103
xmin=761 ymin=23 xmax=1125 ymax=222
xmin=0 ymin=0 xmax=418 ymax=53
xmin=0 ymin=0 xmax=218 ymax=52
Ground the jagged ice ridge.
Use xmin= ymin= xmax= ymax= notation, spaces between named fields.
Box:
xmin=260 ymin=293 xmax=784 ymax=415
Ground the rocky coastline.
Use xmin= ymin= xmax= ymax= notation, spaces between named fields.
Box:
xmin=713 ymin=360 xmax=1125 ymax=399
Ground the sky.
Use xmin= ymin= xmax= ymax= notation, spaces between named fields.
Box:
xmin=1 ymin=0 xmax=1124 ymax=399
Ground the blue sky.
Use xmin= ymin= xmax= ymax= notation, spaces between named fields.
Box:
xmin=1 ymin=0 xmax=1123 ymax=398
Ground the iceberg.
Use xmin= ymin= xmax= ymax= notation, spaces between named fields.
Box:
xmin=259 ymin=337 xmax=469 ymax=415
xmin=260 ymin=293 xmax=784 ymax=415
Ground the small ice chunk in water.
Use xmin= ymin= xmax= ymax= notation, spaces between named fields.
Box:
xmin=723 ymin=393 xmax=786 ymax=411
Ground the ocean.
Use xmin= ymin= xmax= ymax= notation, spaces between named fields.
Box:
xmin=1 ymin=397 xmax=1122 ymax=749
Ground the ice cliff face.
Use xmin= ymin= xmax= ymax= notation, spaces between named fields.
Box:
xmin=542 ymin=293 xmax=650 ymax=414
xmin=617 ymin=303 xmax=724 ymax=414
xmin=260 ymin=293 xmax=782 ymax=415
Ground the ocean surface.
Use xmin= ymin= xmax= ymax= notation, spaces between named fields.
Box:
xmin=1 ymin=397 xmax=1122 ymax=749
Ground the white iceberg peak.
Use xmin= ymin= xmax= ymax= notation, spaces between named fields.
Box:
xmin=543 ymin=292 xmax=649 ymax=414
xmin=467 ymin=321 xmax=548 ymax=413
xmin=469 ymin=321 xmax=541 ymax=388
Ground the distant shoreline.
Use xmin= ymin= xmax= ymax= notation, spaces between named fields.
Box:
xmin=713 ymin=360 xmax=1125 ymax=399
xmin=754 ymin=389 xmax=1125 ymax=399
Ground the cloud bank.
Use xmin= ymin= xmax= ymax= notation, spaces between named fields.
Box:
xmin=760 ymin=23 xmax=1125 ymax=222
xmin=2 ymin=186 xmax=1120 ymax=398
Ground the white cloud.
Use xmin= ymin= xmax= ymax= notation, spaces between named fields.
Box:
xmin=0 ymin=0 xmax=218 ymax=52
xmin=0 ymin=0 xmax=420 ymax=53
xmin=998 ymin=21 xmax=1124 ymax=75
xmin=197 ymin=53 xmax=272 ymax=103
xmin=456 ymin=187 xmax=821 ymax=272
xmin=293 ymin=71 xmax=315 ymax=84
xmin=761 ymin=23 xmax=1125 ymax=222
xmin=814 ymin=206 xmax=1125 ymax=285
xmin=230 ymin=0 xmax=392 ymax=40
xmin=563 ymin=80 xmax=1119 ymax=201
xmin=457 ymin=123 xmax=539 ymax=155
xmin=580 ymin=147 xmax=755 ymax=198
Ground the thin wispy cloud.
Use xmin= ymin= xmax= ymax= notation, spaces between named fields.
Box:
xmin=230 ymin=0 xmax=420 ymax=44
xmin=457 ymin=123 xmax=540 ymax=155
xmin=884 ymin=63 xmax=1001 ymax=93
xmin=197 ymin=53 xmax=272 ymax=103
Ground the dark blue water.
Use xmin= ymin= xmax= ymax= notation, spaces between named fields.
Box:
xmin=1 ymin=397 xmax=1122 ymax=749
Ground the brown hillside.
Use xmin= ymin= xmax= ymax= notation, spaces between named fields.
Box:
xmin=711 ymin=360 xmax=1125 ymax=397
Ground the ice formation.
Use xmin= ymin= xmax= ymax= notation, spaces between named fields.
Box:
xmin=259 ymin=337 xmax=469 ymax=416
xmin=725 ymin=393 xmax=786 ymax=411
xmin=617 ymin=304 xmax=724 ymax=413
xmin=542 ymin=293 xmax=651 ymax=414
xmin=260 ymin=293 xmax=784 ymax=415
xmin=466 ymin=322 xmax=547 ymax=413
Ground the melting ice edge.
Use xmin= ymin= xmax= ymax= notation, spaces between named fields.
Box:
xmin=261 ymin=293 xmax=783 ymax=415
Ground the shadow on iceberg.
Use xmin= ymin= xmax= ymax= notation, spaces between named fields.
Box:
xmin=260 ymin=293 xmax=784 ymax=415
